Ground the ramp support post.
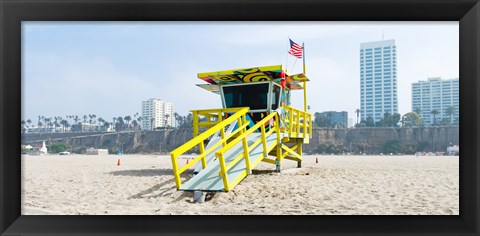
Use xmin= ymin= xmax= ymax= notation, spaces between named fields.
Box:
xmin=297 ymin=139 xmax=303 ymax=168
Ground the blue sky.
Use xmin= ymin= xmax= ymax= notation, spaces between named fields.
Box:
xmin=22 ymin=21 xmax=459 ymax=124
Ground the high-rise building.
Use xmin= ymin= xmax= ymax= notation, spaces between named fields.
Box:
xmin=411 ymin=77 xmax=459 ymax=125
xmin=360 ymin=39 xmax=398 ymax=123
xmin=141 ymin=98 xmax=174 ymax=130
xmin=319 ymin=111 xmax=348 ymax=128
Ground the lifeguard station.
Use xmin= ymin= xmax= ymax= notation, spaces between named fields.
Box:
xmin=170 ymin=65 xmax=312 ymax=193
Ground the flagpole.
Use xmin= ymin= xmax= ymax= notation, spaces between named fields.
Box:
xmin=303 ymin=42 xmax=307 ymax=112
xmin=302 ymin=42 xmax=306 ymax=75
xmin=285 ymin=38 xmax=289 ymax=74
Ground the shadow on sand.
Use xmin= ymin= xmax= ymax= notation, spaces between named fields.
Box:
xmin=251 ymin=169 xmax=278 ymax=175
xmin=107 ymin=168 xmax=194 ymax=177
xmin=122 ymin=169 xmax=216 ymax=203
xmin=110 ymin=168 xmax=194 ymax=200
xmin=128 ymin=178 xmax=178 ymax=199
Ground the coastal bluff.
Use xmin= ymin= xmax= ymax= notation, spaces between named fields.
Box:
xmin=22 ymin=126 xmax=459 ymax=154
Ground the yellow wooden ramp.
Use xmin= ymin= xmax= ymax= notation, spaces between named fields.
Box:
xmin=179 ymin=132 xmax=277 ymax=192
xmin=170 ymin=107 xmax=311 ymax=192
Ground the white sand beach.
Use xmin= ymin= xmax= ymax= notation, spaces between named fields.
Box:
xmin=21 ymin=154 xmax=459 ymax=215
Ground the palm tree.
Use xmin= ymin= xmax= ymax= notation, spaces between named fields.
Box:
xmin=53 ymin=116 xmax=59 ymax=130
xmin=185 ymin=113 xmax=193 ymax=128
xmin=39 ymin=116 xmax=46 ymax=128
xmin=165 ymin=114 xmax=170 ymax=128
xmin=97 ymin=117 xmax=105 ymax=127
xmin=37 ymin=117 xmax=43 ymax=129
xmin=44 ymin=117 xmax=51 ymax=129
xmin=97 ymin=117 xmax=105 ymax=131
xmin=116 ymin=116 xmax=125 ymax=131
xmin=132 ymin=120 xmax=138 ymax=130
xmin=53 ymin=119 xmax=60 ymax=131
xmin=382 ymin=112 xmax=391 ymax=127
xmin=174 ymin=112 xmax=180 ymax=128
xmin=430 ymin=109 xmax=439 ymax=126
xmin=391 ymin=113 xmax=401 ymax=127
xmin=73 ymin=115 xmax=80 ymax=125
xmin=445 ymin=106 xmax=455 ymax=125
xmin=27 ymin=119 xmax=32 ymax=129
xmin=133 ymin=113 xmax=137 ymax=128
xmin=124 ymin=116 xmax=132 ymax=128
xmin=83 ymin=115 xmax=88 ymax=123
xmin=88 ymin=114 xmax=96 ymax=124
xmin=103 ymin=121 xmax=111 ymax=131
xmin=60 ymin=120 xmax=69 ymax=132
xmin=47 ymin=118 xmax=53 ymax=130
xmin=137 ymin=116 xmax=143 ymax=130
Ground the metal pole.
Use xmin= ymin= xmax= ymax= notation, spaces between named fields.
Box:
xmin=303 ymin=43 xmax=307 ymax=112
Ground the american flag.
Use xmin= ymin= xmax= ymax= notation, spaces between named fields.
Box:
xmin=288 ymin=38 xmax=303 ymax=59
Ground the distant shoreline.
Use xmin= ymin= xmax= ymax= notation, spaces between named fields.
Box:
xmin=21 ymin=126 xmax=459 ymax=155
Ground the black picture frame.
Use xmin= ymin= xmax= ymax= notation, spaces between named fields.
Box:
xmin=1 ymin=0 xmax=479 ymax=235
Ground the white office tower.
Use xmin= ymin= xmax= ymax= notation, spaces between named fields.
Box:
xmin=360 ymin=39 xmax=398 ymax=123
xmin=141 ymin=98 xmax=174 ymax=130
xmin=412 ymin=77 xmax=459 ymax=125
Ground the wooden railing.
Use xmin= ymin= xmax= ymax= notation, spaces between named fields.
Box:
xmin=283 ymin=106 xmax=313 ymax=139
xmin=170 ymin=107 xmax=249 ymax=189
xmin=215 ymin=112 xmax=280 ymax=191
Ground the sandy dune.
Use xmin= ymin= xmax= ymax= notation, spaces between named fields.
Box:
xmin=21 ymin=154 xmax=459 ymax=215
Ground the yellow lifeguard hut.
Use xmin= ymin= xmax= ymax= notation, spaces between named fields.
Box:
xmin=170 ymin=65 xmax=312 ymax=193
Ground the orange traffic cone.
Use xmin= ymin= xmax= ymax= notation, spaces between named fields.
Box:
xmin=186 ymin=158 xmax=189 ymax=164
xmin=117 ymin=159 xmax=121 ymax=166
xmin=316 ymin=157 xmax=319 ymax=164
